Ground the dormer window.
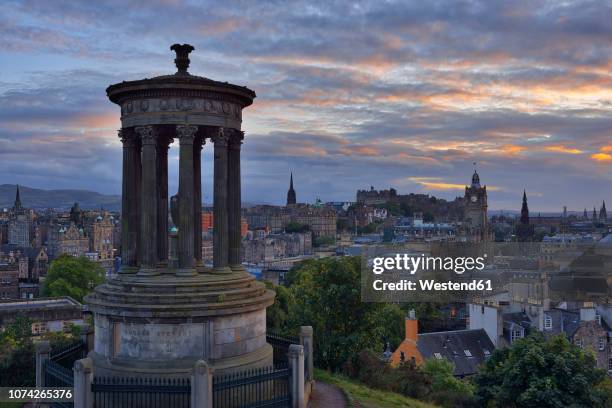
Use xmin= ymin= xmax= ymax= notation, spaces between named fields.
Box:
xmin=464 ymin=349 xmax=472 ymax=357
xmin=544 ymin=315 xmax=552 ymax=330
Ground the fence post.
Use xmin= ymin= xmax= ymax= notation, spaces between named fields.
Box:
xmin=299 ymin=326 xmax=313 ymax=382
xmin=288 ymin=344 xmax=305 ymax=408
xmin=36 ymin=340 xmax=51 ymax=388
xmin=73 ymin=357 xmax=93 ymax=408
xmin=191 ymin=359 xmax=213 ymax=408
xmin=80 ymin=324 xmax=94 ymax=353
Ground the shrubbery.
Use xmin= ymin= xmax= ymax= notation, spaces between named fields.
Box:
xmin=343 ymin=350 xmax=476 ymax=407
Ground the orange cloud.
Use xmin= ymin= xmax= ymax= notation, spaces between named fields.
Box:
xmin=591 ymin=153 xmax=612 ymax=162
xmin=545 ymin=145 xmax=583 ymax=154
xmin=501 ymin=144 xmax=526 ymax=155
xmin=600 ymin=146 xmax=612 ymax=153
xmin=409 ymin=177 xmax=501 ymax=191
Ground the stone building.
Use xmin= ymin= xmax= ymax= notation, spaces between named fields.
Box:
xmin=90 ymin=212 xmax=114 ymax=261
xmin=0 ymin=297 xmax=84 ymax=335
xmin=242 ymin=232 xmax=312 ymax=264
xmin=292 ymin=205 xmax=337 ymax=238
xmin=462 ymin=170 xmax=489 ymax=242
xmin=356 ymin=186 xmax=398 ymax=205
xmin=0 ymin=263 xmax=19 ymax=299
xmin=52 ymin=223 xmax=89 ymax=258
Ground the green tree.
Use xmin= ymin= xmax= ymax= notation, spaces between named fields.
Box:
xmin=285 ymin=221 xmax=309 ymax=233
xmin=314 ymin=235 xmax=335 ymax=247
xmin=42 ymin=254 xmax=105 ymax=302
xmin=283 ymin=257 xmax=404 ymax=371
xmin=474 ymin=333 xmax=609 ymax=407
xmin=0 ymin=317 xmax=35 ymax=387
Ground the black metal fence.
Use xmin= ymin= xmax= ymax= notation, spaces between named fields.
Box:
xmin=266 ymin=331 xmax=299 ymax=365
xmin=91 ymin=377 xmax=191 ymax=408
xmin=43 ymin=359 xmax=74 ymax=408
xmin=213 ymin=364 xmax=290 ymax=408
xmin=50 ymin=340 xmax=87 ymax=369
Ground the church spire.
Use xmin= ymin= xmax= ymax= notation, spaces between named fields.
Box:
xmin=14 ymin=185 xmax=22 ymax=210
xmin=286 ymin=172 xmax=296 ymax=206
xmin=600 ymin=200 xmax=607 ymax=221
xmin=520 ymin=190 xmax=529 ymax=225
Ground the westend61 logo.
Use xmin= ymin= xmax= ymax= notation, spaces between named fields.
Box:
xmin=371 ymin=253 xmax=487 ymax=275
xmin=369 ymin=253 xmax=493 ymax=293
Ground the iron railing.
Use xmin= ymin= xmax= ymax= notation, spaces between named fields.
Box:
xmin=213 ymin=364 xmax=290 ymax=408
xmin=266 ymin=331 xmax=298 ymax=365
xmin=43 ymin=359 xmax=74 ymax=408
xmin=91 ymin=376 xmax=190 ymax=408
xmin=50 ymin=340 xmax=86 ymax=369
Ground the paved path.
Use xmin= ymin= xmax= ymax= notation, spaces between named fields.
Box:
xmin=309 ymin=381 xmax=348 ymax=408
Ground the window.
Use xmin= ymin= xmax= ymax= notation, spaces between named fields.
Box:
xmin=575 ymin=338 xmax=583 ymax=349
xmin=599 ymin=337 xmax=606 ymax=351
xmin=511 ymin=329 xmax=523 ymax=342
xmin=544 ymin=315 xmax=552 ymax=330
xmin=434 ymin=352 xmax=442 ymax=360
xmin=483 ymin=349 xmax=491 ymax=356
xmin=596 ymin=314 xmax=602 ymax=325
xmin=609 ymin=358 xmax=612 ymax=372
xmin=464 ymin=349 xmax=472 ymax=357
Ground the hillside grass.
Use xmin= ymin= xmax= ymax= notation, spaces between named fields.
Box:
xmin=314 ymin=368 xmax=439 ymax=408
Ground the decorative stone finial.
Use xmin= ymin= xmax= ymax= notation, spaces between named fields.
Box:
xmin=170 ymin=43 xmax=195 ymax=75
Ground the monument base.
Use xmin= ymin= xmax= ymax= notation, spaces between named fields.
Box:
xmin=85 ymin=269 xmax=275 ymax=377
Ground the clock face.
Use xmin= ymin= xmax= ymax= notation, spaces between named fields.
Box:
xmin=471 ymin=195 xmax=478 ymax=203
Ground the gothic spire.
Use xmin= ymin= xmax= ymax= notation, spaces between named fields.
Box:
xmin=600 ymin=200 xmax=607 ymax=221
xmin=520 ymin=190 xmax=529 ymax=225
xmin=286 ymin=172 xmax=296 ymax=206
xmin=14 ymin=185 xmax=22 ymax=210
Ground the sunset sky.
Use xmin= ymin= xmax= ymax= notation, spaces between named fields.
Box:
xmin=0 ymin=0 xmax=610 ymax=211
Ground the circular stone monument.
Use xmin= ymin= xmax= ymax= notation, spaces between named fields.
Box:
xmin=85 ymin=44 xmax=275 ymax=377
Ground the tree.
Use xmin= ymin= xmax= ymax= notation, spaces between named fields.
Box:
xmin=474 ymin=333 xmax=609 ymax=407
xmin=0 ymin=317 xmax=35 ymax=387
xmin=282 ymin=257 xmax=404 ymax=371
xmin=42 ymin=254 xmax=105 ymax=302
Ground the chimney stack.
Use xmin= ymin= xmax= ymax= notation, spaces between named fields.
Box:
xmin=405 ymin=310 xmax=418 ymax=343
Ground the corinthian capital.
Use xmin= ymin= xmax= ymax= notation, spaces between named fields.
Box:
xmin=135 ymin=126 xmax=156 ymax=145
xmin=227 ymin=129 xmax=244 ymax=149
xmin=176 ymin=124 xmax=198 ymax=145
xmin=211 ymin=127 xmax=228 ymax=146
xmin=118 ymin=129 xmax=137 ymax=147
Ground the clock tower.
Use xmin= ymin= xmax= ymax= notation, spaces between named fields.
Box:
xmin=464 ymin=169 xmax=488 ymax=241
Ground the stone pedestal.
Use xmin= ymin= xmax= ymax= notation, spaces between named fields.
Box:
xmin=86 ymin=271 xmax=274 ymax=376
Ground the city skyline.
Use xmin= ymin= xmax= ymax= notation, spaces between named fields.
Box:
xmin=1 ymin=1 xmax=611 ymax=211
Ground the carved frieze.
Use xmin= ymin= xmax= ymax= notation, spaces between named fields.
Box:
xmin=121 ymin=98 xmax=242 ymax=120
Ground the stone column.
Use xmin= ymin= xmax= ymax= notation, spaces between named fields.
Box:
xmin=35 ymin=340 xmax=50 ymax=388
xmin=191 ymin=360 xmax=213 ymax=408
xmin=194 ymin=135 xmax=204 ymax=267
xmin=136 ymin=125 xmax=159 ymax=275
xmin=176 ymin=124 xmax=198 ymax=276
xmin=157 ymin=132 xmax=172 ymax=266
xmin=288 ymin=344 xmax=305 ymax=408
xmin=228 ymin=130 xmax=245 ymax=271
xmin=212 ymin=128 xmax=231 ymax=274
xmin=299 ymin=326 xmax=314 ymax=383
xmin=119 ymin=128 xmax=140 ymax=272
xmin=73 ymin=358 xmax=93 ymax=408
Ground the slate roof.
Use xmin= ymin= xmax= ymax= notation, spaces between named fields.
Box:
xmin=545 ymin=308 xmax=581 ymax=338
xmin=417 ymin=329 xmax=494 ymax=377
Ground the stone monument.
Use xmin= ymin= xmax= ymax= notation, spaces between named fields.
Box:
xmin=85 ymin=44 xmax=274 ymax=377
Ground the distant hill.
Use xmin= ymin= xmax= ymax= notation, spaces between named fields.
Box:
xmin=0 ymin=184 xmax=121 ymax=211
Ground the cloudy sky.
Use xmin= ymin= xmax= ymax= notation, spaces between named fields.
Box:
xmin=0 ymin=0 xmax=610 ymax=211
